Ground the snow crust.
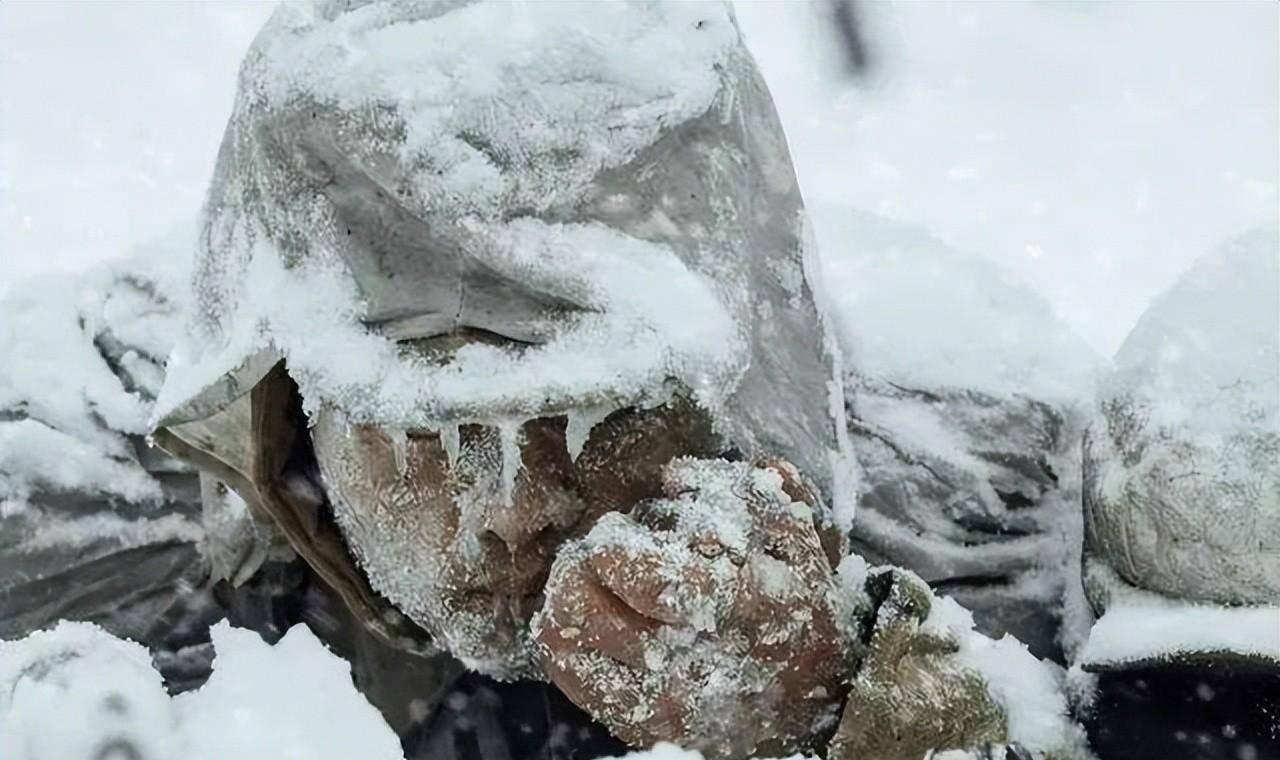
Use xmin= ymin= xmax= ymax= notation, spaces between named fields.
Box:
xmin=922 ymin=596 xmax=1084 ymax=756
xmin=0 ymin=620 xmax=405 ymax=760
xmin=813 ymin=206 xmax=1103 ymax=403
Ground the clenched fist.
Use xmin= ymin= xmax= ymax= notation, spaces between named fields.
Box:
xmin=532 ymin=457 xmax=856 ymax=758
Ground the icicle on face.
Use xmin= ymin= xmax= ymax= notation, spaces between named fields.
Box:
xmin=439 ymin=424 xmax=461 ymax=470
xmin=496 ymin=420 xmax=524 ymax=507
xmin=387 ymin=428 xmax=409 ymax=476
xmin=565 ymin=405 xmax=616 ymax=463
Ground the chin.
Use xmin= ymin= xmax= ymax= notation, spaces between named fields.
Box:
xmin=431 ymin=594 xmax=546 ymax=681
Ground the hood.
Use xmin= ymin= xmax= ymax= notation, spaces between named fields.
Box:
xmin=153 ymin=0 xmax=851 ymax=515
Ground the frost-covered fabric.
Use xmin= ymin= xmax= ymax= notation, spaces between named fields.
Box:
xmin=1083 ymin=228 xmax=1280 ymax=608
xmin=0 ymin=620 xmax=405 ymax=760
xmin=0 ymin=229 xmax=189 ymax=511
xmin=0 ymin=234 xmax=227 ymax=687
xmin=843 ymin=375 xmax=1086 ymax=662
xmin=153 ymin=0 xmax=851 ymax=521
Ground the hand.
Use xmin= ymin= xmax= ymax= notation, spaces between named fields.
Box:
xmin=533 ymin=457 xmax=853 ymax=759
xmin=829 ymin=568 xmax=1008 ymax=760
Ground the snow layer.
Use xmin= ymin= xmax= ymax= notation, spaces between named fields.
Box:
xmin=812 ymin=206 xmax=1104 ymax=403
xmin=1079 ymin=563 xmax=1280 ymax=667
xmin=154 ymin=0 xmax=744 ymax=428
xmin=1082 ymin=599 xmax=1280 ymax=668
xmin=0 ymin=620 xmax=405 ymax=760
xmin=1106 ymin=227 xmax=1279 ymax=434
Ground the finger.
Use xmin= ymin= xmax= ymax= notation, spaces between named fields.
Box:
xmin=538 ymin=549 xmax=662 ymax=670
xmin=587 ymin=540 xmax=718 ymax=630
xmin=754 ymin=456 xmax=819 ymax=508
xmin=539 ymin=639 xmax=656 ymax=748
xmin=745 ymin=485 xmax=834 ymax=583
xmin=729 ymin=552 xmax=815 ymax=662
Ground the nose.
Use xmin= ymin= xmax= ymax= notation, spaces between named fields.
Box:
xmin=477 ymin=418 xmax=582 ymax=563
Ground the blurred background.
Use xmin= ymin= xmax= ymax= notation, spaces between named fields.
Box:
xmin=1 ymin=0 xmax=1276 ymax=355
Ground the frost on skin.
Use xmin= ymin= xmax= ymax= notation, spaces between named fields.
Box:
xmin=533 ymin=458 xmax=853 ymax=759
xmin=310 ymin=380 xmax=722 ymax=679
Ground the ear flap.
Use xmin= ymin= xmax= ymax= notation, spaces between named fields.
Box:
xmin=246 ymin=361 xmax=437 ymax=654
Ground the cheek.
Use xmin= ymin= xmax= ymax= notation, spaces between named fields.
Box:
xmin=572 ymin=403 xmax=722 ymax=518
xmin=313 ymin=414 xmax=464 ymax=558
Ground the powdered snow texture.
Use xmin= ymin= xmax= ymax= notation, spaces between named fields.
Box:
xmin=1082 ymin=599 xmax=1280 ymax=667
xmin=1080 ymin=564 xmax=1280 ymax=666
xmin=0 ymin=620 xmax=405 ymax=760
xmin=922 ymin=596 xmax=1085 ymax=756
xmin=813 ymin=206 xmax=1102 ymax=402
xmin=1107 ymin=227 xmax=1279 ymax=434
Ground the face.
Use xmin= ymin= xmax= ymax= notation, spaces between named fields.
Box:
xmin=309 ymin=345 xmax=721 ymax=677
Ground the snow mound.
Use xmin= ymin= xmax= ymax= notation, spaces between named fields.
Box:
xmin=0 ymin=620 xmax=405 ymax=760
xmin=812 ymin=206 xmax=1103 ymax=403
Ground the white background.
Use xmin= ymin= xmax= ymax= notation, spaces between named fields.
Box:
xmin=2 ymin=1 xmax=1276 ymax=355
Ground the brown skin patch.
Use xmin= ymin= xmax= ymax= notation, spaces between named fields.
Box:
xmin=535 ymin=459 xmax=854 ymax=759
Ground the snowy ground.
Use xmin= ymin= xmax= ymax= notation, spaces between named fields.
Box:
xmin=2 ymin=1 xmax=1277 ymax=356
